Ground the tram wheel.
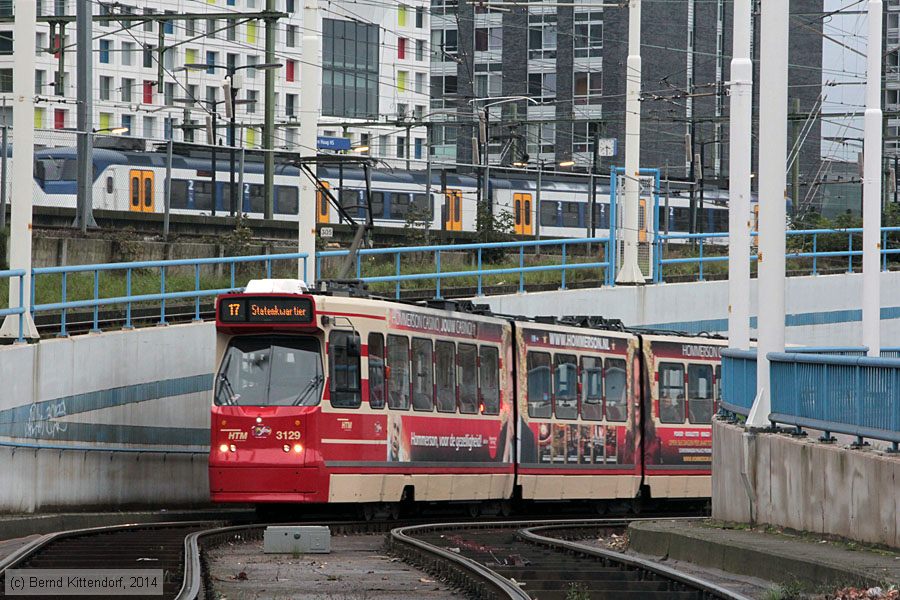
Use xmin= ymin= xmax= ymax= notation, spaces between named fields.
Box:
xmin=387 ymin=503 xmax=400 ymax=520
xmin=360 ymin=504 xmax=376 ymax=521
xmin=466 ymin=503 xmax=481 ymax=518
xmin=499 ymin=500 xmax=513 ymax=517
xmin=594 ymin=501 xmax=608 ymax=516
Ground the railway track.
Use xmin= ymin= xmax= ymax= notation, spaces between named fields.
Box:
xmin=389 ymin=519 xmax=753 ymax=600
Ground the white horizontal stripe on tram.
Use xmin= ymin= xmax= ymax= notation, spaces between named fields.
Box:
xmin=321 ymin=438 xmax=388 ymax=445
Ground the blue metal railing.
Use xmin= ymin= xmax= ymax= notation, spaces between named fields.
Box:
xmin=720 ymin=348 xmax=757 ymax=416
xmin=769 ymin=352 xmax=900 ymax=450
xmin=316 ymin=237 xmax=612 ymax=299
xmin=0 ymin=268 xmax=26 ymax=342
xmin=30 ymin=253 xmax=308 ymax=336
xmin=653 ymin=226 xmax=900 ymax=283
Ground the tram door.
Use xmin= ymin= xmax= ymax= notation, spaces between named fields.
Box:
xmin=128 ymin=170 xmax=155 ymax=212
xmin=317 ymin=181 xmax=331 ymax=223
xmin=513 ymin=193 xmax=533 ymax=235
xmin=443 ymin=189 xmax=462 ymax=231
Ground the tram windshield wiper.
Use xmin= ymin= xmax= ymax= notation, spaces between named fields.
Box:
xmin=291 ymin=374 xmax=323 ymax=406
xmin=215 ymin=354 xmax=238 ymax=405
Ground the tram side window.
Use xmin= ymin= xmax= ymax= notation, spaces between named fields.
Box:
xmin=480 ymin=346 xmax=500 ymax=415
xmin=435 ymin=340 xmax=457 ymax=413
xmin=413 ymin=193 xmax=433 ymax=219
xmin=458 ymin=343 xmax=478 ymax=414
xmin=659 ymin=362 xmax=686 ymax=423
xmin=371 ymin=191 xmax=385 ymax=218
xmin=248 ymin=184 xmax=265 ymax=213
xmin=554 ymin=354 xmax=578 ymax=419
xmin=329 ymin=331 xmax=361 ymax=408
xmin=368 ymin=333 xmax=385 ymax=409
xmin=387 ymin=335 xmax=410 ymax=410
xmin=688 ymin=364 xmax=714 ymax=424
xmin=605 ymin=358 xmax=627 ymax=422
xmin=715 ymin=365 xmax=721 ymax=411
xmin=411 ymin=338 xmax=434 ymax=411
xmin=581 ymin=356 xmax=603 ymax=421
xmin=276 ymin=186 xmax=299 ymax=215
xmin=527 ymin=351 xmax=552 ymax=418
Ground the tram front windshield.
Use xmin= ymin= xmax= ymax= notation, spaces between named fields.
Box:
xmin=215 ymin=336 xmax=323 ymax=406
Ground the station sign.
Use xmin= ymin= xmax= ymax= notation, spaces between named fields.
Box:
xmin=219 ymin=296 xmax=315 ymax=325
xmin=316 ymin=136 xmax=352 ymax=151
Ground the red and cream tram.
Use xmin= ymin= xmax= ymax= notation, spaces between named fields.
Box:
xmin=209 ymin=280 xmax=723 ymax=512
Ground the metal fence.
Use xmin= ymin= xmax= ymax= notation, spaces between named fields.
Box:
xmin=0 ymin=268 xmax=26 ymax=341
xmin=769 ymin=352 xmax=900 ymax=450
xmin=720 ymin=349 xmax=758 ymax=416
xmin=317 ymin=237 xmax=613 ymax=299
xmin=28 ymin=253 xmax=307 ymax=337
xmin=654 ymin=226 xmax=900 ymax=282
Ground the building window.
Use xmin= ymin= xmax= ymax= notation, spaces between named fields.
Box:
xmin=246 ymin=21 xmax=257 ymax=44
xmin=164 ymin=117 xmax=175 ymax=140
xmin=54 ymin=108 xmax=66 ymax=129
xmin=143 ymin=116 xmax=156 ymax=138
xmin=414 ymin=138 xmax=423 ymax=159
xmin=475 ymin=72 xmax=501 ymax=98
xmin=286 ymin=25 xmax=297 ymax=47
xmin=475 ymin=27 xmax=501 ymax=52
xmin=99 ymin=39 xmax=111 ymax=63
xmin=0 ymin=31 xmax=11 ymax=55
xmin=286 ymin=59 xmax=295 ymax=82
xmin=143 ymin=45 xmax=154 ymax=68
xmin=286 ymin=94 xmax=296 ymax=117
xmin=415 ymin=39 xmax=425 ymax=62
xmin=206 ymin=51 xmax=218 ymax=74
xmin=396 ymin=136 xmax=406 ymax=158
xmin=143 ymin=80 xmax=154 ymax=104
xmin=0 ymin=68 xmax=12 ymax=93
xmin=574 ymin=12 xmax=603 ymax=58
xmin=247 ymin=90 xmax=258 ymax=114
xmin=34 ymin=70 xmax=45 ymax=95
xmin=34 ymin=107 xmax=45 ymax=129
xmin=164 ymin=82 xmax=175 ymax=106
xmin=164 ymin=11 xmax=175 ymax=34
xmin=528 ymin=12 xmax=557 ymax=60
xmin=431 ymin=29 xmax=457 ymax=60
xmin=398 ymin=70 xmax=408 ymax=92
xmin=99 ymin=76 xmax=112 ymax=100
xmin=398 ymin=37 xmax=407 ymax=59
xmin=415 ymin=72 xmax=425 ymax=94
xmin=185 ymin=16 xmax=196 ymax=36
xmin=398 ymin=4 xmax=408 ymax=26
xmin=416 ymin=6 xmax=424 ymax=27
xmin=574 ymin=71 xmax=602 ymax=105
xmin=322 ymin=19 xmax=379 ymax=119
xmin=119 ymin=42 xmax=133 ymax=66
xmin=246 ymin=55 xmax=259 ymax=79
xmin=206 ymin=18 xmax=217 ymax=38
xmin=227 ymin=18 xmax=237 ymax=41
xmin=528 ymin=71 xmax=557 ymax=101
xmin=572 ymin=121 xmax=600 ymax=154
xmin=121 ymin=114 xmax=132 ymax=136
xmin=121 ymin=78 xmax=133 ymax=102
xmin=143 ymin=7 xmax=155 ymax=32
xmin=431 ymin=75 xmax=457 ymax=98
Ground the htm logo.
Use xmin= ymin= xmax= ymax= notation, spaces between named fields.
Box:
xmin=227 ymin=431 xmax=248 ymax=441
xmin=228 ymin=303 xmax=241 ymax=316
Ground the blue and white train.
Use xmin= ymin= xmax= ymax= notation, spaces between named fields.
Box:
xmin=32 ymin=146 xmax=737 ymax=240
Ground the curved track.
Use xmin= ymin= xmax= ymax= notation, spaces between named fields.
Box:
xmin=390 ymin=519 xmax=753 ymax=600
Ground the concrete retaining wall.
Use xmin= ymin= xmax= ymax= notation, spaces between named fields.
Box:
xmin=0 ymin=322 xmax=216 ymax=512
xmin=712 ymin=420 xmax=900 ymax=548
xmin=479 ymin=270 xmax=900 ymax=346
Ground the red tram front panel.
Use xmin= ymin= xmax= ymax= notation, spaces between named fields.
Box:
xmin=640 ymin=335 xmax=726 ymax=499
xmin=514 ymin=323 xmax=642 ymax=501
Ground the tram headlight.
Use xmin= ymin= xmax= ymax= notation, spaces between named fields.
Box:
xmin=283 ymin=445 xmax=291 ymax=453
xmin=219 ymin=444 xmax=229 ymax=453
xmin=293 ymin=444 xmax=303 ymax=453
xmin=229 ymin=444 xmax=237 ymax=452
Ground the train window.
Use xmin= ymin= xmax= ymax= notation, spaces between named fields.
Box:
xmin=515 ymin=199 xmax=521 ymax=225
xmin=106 ymin=176 xmax=114 ymax=194
xmin=539 ymin=201 xmax=558 ymax=227
xmin=688 ymin=364 xmax=714 ymax=424
xmin=435 ymin=340 xmax=457 ymax=413
xmin=413 ymin=193 xmax=432 ymax=219
xmin=458 ymin=343 xmax=478 ymax=414
xmin=480 ymin=346 xmax=500 ymax=415
xmin=391 ymin=193 xmax=410 ymax=219
xmin=370 ymin=191 xmax=385 ymax=218
xmin=329 ymin=331 xmax=362 ymax=409
xmin=581 ymin=356 xmax=603 ymax=421
xmin=340 ymin=189 xmax=360 ymax=213
xmin=215 ymin=336 xmax=323 ymax=406
xmin=658 ymin=362 xmax=686 ymax=423
xmin=526 ymin=351 xmax=552 ymax=418
xmin=143 ymin=177 xmax=152 ymax=208
xmin=411 ymin=338 xmax=434 ymax=411
xmin=368 ymin=333 xmax=385 ymax=409
xmin=170 ymin=180 xmax=190 ymax=209
xmin=387 ymin=335 xmax=410 ymax=410
xmin=592 ymin=204 xmax=609 ymax=230
xmin=276 ymin=186 xmax=299 ymax=215
xmin=561 ymin=202 xmax=580 ymax=228
xmin=130 ymin=176 xmax=140 ymax=207
xmin=248 ymin=184 xmax=265 ymax=213
xmin=193 ymin=181 xmax=213 ymax=211
xmin=671 ymin=207 xmax=691 ymax=232
xmin=524 ymin=200 xmax=531 ymax=226
xmin=605 ymin=358 xmax=627 ymax=422
xmin=554 ymin=354 xmax=578 ymax=419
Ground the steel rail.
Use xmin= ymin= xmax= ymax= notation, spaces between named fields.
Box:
xmin=520 ymin=522 xmax=755 ymax=600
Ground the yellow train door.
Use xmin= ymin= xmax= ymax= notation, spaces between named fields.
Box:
xmin=317 ymin=181 xmax=331 ymax=223
xmin=445 ymin=189 xmax=462 ymax=231
xmin=129 ymin=170 xmax=154 ymax=212
xmin=513 ymin=193 xmax=534 ymax=235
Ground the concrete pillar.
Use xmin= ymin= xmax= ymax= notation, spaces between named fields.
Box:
xmin=748 ymin=0 xmax=789 ymax=428
xmin=298 ymin=0 xmax=321 ymax=283
xmin=1 ymin=0 xmax=39 ymax=340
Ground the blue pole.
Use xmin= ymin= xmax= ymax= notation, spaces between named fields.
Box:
xmin=59 ymin=272 xmax=67 ymax=337
xmin=159 ymin=266 xmax=166 ymax=325
xmin=125 ymin=268 xmax=132 ymax=329
xmin=477 ymin=248 xmax=483 ymax=296
xmin=91 ymin=270 xmax=100 ymax=333
xmin=194 ymin=264 xmax=201 ymax=321
xmin=609 ymin=167 xmax=617 ymax=286
xmin=436 ymin=250 xmax=442 ymax=299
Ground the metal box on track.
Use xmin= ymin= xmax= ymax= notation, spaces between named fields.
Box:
xmin=263 ymin=525 xmax=331 ymax=554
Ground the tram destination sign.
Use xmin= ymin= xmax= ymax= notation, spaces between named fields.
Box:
xmin=219 ymin=296 xmax=315 ymax=325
